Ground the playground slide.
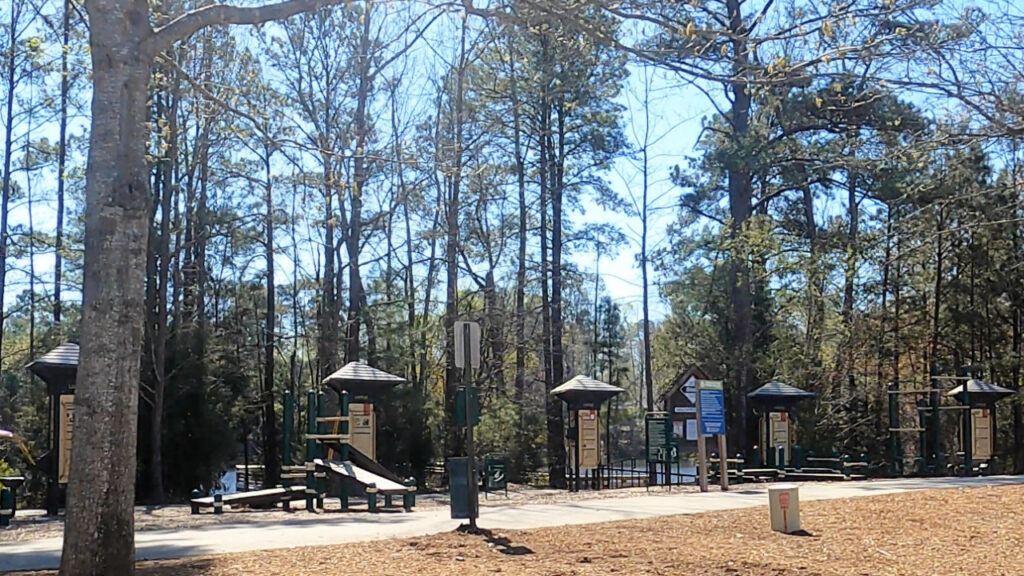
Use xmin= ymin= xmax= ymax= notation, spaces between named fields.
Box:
xmin=320 ymin=441 xmax=406 ymax=486
xmin=190 ymin=485 xmax=307 ymax=510
xmin=314 ymin=459 xmax=408 ymax=495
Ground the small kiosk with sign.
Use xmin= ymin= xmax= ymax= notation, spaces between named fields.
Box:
xmin=551 ymin=375 xmax=623 ymax=492
xmin=26 ymin=342 xmax=80 ymax=516
xmin=946 ymin=379 xmax=1014 ymax=474
xmin=746 ymin=381 xmax=816 ymax=469
xmin=660 ymin=366 xmax=712 ymax=458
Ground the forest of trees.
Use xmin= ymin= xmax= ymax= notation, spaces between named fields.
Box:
xmin=3 ymin=2 xmax=1024 ymax=569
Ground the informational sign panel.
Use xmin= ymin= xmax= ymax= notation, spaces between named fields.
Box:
xmin=484 ymin=455 xmax=508 ymax=492
xmin=578 ymin=409 xmax=600 ymax=469
xmin=972 ymin=408 xmax=992 ymax=460
xmin=349 ymin=402 xmax=375 ymax=461
xmin=769 ymin=412 xmax=789 ymax=452
xmin=453 ymin=321 xmax=481 ymax=369
xmin=645 ymin=412 xmax=672 ymax=463
xmin=697 ymin=380 xmax=726 ymax=436
xmin=58 ymin=394 xmax=74 ymax=484
xmin=686 ymin=419 xmax=698 ymax=440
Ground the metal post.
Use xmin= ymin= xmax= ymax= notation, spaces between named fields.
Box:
xmin=46 ymin=393 xmax=59 ymax=516
xmin=573 ymin=409 xmax=581 ymax=492
xmin=963 ymin=383 xmax=972 ymax=476
xmin=242 ymin=423 xmax=250 ymax=492
xmin=340 ymin=391 xmax=350 ymax=511
xmin=929 ymin=369 xmax=940 ymax=468
xmin=695 ymin=383 xmax=708 ymax=492
xmin=605 ymin=397 xmax=613 ymax=480
xmin=283 ymin=391 xmax=293 ymax=486
xmin=718 ymin=432 xmax=729 ymax=491
xmin=888 ymin=381 xmax=899 ymax=476
xmin=462 ymin=323 xmax=479 ymax=529
xmin=305 ymin=389 xmax=316 ymax=512
xmin=316 ymin=391 xmax=326 ymax=508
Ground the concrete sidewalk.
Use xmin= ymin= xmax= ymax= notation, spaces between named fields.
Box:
xmin=3 ymin=475 xmax=1022 ymax=573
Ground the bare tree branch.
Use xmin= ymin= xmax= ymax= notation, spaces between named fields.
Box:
xmin=150 ymin=0 xmax=352 ymax=52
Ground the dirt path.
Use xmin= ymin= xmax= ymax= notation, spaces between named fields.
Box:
xmin=11 ymin=483 xmax=1024 ymax=576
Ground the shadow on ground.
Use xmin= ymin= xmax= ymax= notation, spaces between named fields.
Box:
xmin=455 ymin=525 xmax=534 ymax=555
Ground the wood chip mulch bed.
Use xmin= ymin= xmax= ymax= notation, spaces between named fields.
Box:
xmin=14 ymin=483 xmax=1024 ymax=576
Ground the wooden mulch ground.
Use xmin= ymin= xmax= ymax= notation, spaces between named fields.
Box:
xmin=15 ymin=484 xmax=1024 ymax=575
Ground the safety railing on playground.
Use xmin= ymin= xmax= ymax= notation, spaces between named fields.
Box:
xmin=567 ymin=458 xmax=696 ymax=490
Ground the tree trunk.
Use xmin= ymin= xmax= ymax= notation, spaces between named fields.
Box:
xmin=150 ymin=65 xmax=178 ymax=504
xmin=444 ymin=16 xmax=468 ymax=455
xmin=838 ymin=172 xmax=859 ymax=450
xmin=54 ymin=0 xmax=72 ymax=327
xmin=318 ymin=155 xmax=338 ymax=383
xmin=0 ymin=4 xmax=17 ymax=368
xmin=345 ymin=0 xmax=373 ymax=364
xmin=640 ymin=94 xmax=653 ymax=413
xmin=60 ymin=3 xmax=153 ymax=571
xmin=725 ymin=0 xmax=754 ymax=457
xmin=263 ymin=151 xmax=280 ymax=485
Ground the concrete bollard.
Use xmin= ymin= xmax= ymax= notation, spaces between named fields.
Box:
xmin=768 ymin=484 xmax=800 ymax=534
xmin=213 ymin=493 xmax=224 ymax=515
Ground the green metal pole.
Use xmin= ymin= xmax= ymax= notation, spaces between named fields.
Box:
xmin=305 ymin=389 xmax=316 ymax=512
xmin=963 ymin=382 xmax=972 ymax=476
xmin=283 ymin=391 xmax=294 ymax=486
xmin=463 ymin=323 xmax=479 ymax=528
xmin=929 ymin=369 xmax=940 ymax=471
xmin=340 ymin=390 xmax=350 ymax=511
xmin=316 ymin=390 xmax=326 ymax=508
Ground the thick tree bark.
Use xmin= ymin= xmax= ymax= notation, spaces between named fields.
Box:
xmin=60 ymin=2 xmax=154 ymax=572
xmin=66 ymin=1 xmax=353 ymax=572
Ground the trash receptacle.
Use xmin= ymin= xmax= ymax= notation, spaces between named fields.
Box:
xmin=768 ymin=484 xmax=800 ymax=534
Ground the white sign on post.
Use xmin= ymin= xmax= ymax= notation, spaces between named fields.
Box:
xmin=454 ymin=321 xmax=481 ymax=369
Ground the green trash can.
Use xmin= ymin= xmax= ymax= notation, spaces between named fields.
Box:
xmin=448 ymin=457 xmax=478 ymax=520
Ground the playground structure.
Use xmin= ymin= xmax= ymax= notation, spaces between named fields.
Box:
xmin=551 ymin=375 xmax=624 ymax=492
xmin=741 ymin=381 xmax=867 ymax=482
xmin=191 ymin=361 xmax=416 ymax=514
xmin=889 ymin=374 xmax=1015 ymax=476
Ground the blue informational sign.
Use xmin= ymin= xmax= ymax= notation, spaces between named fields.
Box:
xmin=698 ymin=380 xmax=726 ymax=436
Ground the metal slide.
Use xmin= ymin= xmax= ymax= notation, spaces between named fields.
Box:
xmin=314 ymin=459 xmax=408 ymax=494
